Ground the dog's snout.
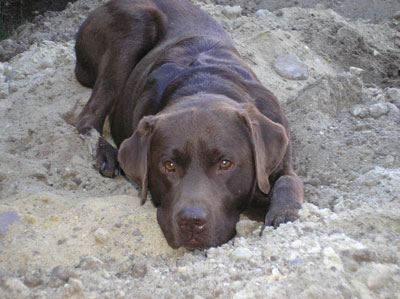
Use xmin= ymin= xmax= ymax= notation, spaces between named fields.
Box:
xmin=177 ymin=208 xmax=207 ymax=233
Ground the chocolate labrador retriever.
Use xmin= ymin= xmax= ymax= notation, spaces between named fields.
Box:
xmin=74 ymin=0 xmax=304 ymax=249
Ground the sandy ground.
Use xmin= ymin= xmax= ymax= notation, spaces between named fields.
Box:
xmin=0 ymin=0 xmax=400 ymax=298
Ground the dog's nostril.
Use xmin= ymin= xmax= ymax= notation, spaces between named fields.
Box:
xmin=177 ymin=208 xmax=207 ymax=233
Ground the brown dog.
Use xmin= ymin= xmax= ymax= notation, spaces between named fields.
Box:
xmin=74 ymin=0 xmax=304 ymax=249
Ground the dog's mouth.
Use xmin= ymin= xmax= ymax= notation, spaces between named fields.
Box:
xmin=181 ymin=235 xmax=210 ymax=250
xmin=184 ymin=239 xmax=203 ymax=250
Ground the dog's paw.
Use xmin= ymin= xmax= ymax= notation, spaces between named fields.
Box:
xmin=94 ymin=137 xmax=121 ymax=178
xmin=260 ymin=207 xmax=300 ymax=235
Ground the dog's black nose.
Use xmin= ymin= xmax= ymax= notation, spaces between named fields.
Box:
xmin=177 ymin=208 xmax=207 ymax=233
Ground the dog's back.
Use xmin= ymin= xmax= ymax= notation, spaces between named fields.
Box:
xmin=150 ymin=0 xmax=231 ymax=43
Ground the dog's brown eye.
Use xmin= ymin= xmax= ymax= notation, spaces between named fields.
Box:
xmin=219 ymin=160 xmax=232 ymax=170
xmin=164 ymin=161 xmax=176 ymax=172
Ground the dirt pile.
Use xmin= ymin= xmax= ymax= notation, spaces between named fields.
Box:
xmin=0 ymin=0 xmax=399 ymax=298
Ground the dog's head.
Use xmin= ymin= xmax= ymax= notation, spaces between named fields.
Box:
xmin=118 ymin=94 xmax=288 ymax=249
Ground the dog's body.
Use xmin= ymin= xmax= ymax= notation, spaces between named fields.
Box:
xmin=75 ymin=0 xmax=303 ymax=249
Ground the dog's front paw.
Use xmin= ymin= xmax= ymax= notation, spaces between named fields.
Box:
xmin=94 ymin=137 xmax=120 ymax=178
xmin=264 ymin=206 xmax=300 ymax=229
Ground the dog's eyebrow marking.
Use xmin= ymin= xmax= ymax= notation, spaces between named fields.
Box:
xmin=171 ymin=144 xmax=192 ymax=171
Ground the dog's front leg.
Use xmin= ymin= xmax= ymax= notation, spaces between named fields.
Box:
xmin=263 ymin=172 xmax=304 ymax=230
xmin=76 ymin=52 xmax=126 ymax=178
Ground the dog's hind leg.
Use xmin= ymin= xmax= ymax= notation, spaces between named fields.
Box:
xmin=74 ymin=0 xmax=167 ymax=177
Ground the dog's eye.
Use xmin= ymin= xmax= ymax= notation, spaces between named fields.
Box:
xmin=219 ymin=160 xmax=232 ymax=170
xmin=164 ymin=161 xmax=176 ymax=172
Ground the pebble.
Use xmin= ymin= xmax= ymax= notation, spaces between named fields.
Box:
xmin=367 ymin=264 xmax=393 ymax=290
xmin=230 ymin=247 xmax=253 ymax=260
xmin=78 ymin=256 xmax=104 ymax=271
xmin=290 ymin=240 xmax=302 ymax=249
xmin=94 ymin=228 xmax=109 ymax=243
xmin=388 ymin=103 xmax=399 ymax=114
xmin=351 ymin=106 xmax=368 ymax=118
xmin=25 ymin=215 xmax=36 ymax=224
xmin=221 ymin=6 xmax=242 ymax=19
xmin=273 ymin=55 xmax=308 ymax=80
xmin=0 ymin=89 xmax=7 ymax=99
xmin=51 ymin=266 xmax=77 ymax=282
xmin=0 ymin=211 xmax=20 ymax=234
xmin=254 ymin=9 xmax=272 ymax=17
xmin=236 ymin=220 xmax=261 ymax=237
xmin=349 ymin=66 xmax=365 ymax=78
xmin=68 ymin=278 xmax=83 ymax=292
xmin=369 ymin=103 xmax=388 ymax=118
xmin=24 ymin=270 xmax=43 ymax=287
xmin=118 ymin=260 xmax=132 ymax=274
xmin=132 ymin=261 xmax=148 ymax=278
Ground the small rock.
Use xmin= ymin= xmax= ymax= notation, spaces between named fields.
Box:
xmin=387 ymin=103 xmax=399 ymax=115
xmin=290 ymin=240 xmax=302 ymax=249
xmin=351 ymin=106 xmax=368 ymax=118
xmin=78 ymin=256 xmax=104 ymax=271
xmin=254 ymin=9 xmax=272 ymax=17
xmin=47 ymin=78 xmax=55 ymax=86
xmin=114 ymin=220 xmax=123 ymax=228
xmin=25 ymin=215 xmax=36 ymax=224
xmin=367 ymin=264 xmax=393 ymax=290
xmin=24 ymin=270 xmax=43 ymax=287
xmin=68 ymin=278 xmax=83 ymax=292
xmin=349 ymin=67 xmax=365 ymax=78
xmin=230 ymin=247 xmax=252 ymax=260
xmin=290 ymin=258 xmax=303 ymax=266
xmin=118 ymin=260 xmax=132 ymax=274
xmin=369 ymin=103 xmax=388 ymax=118
xmin=0 ymin=211 xmax=20 ymax=234
xmin=273 ymin=55 xmax=308 ymax=80
xmin=132 ymin=261 xmax=148 ymax=278
xmin=94 ymin=228 xmax=109 ymax=243
xmin=51 ymin=266 xmax=77 ymax=282
xmin=236 ymin=220 xmax=260 ymax=237
xmin=0 ymin=89 xmax=7 ymax=99
xmin=221 ymin=6 xmax=242 ymax=19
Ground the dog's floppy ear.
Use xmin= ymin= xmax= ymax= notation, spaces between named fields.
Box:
xmin=239 ymin=103 xmax=288 ymax=195
xmin=118 ymin=115 xmax=156 ymax=205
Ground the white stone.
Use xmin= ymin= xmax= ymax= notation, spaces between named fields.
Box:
xmin=290 ymin=240 xmax=302 ymax=249
xmin=68 ymin=278 xmax=83 ymax=292
xmin=351 ymin=106 xmax=368 ymax=118
xmin=273 ymin=55 xmax=308 ymax=80
xmin=349 ymin=66 xmax=365 ymax=78
xmin=221 ymin=6 xmax=242 ymax=19
xmin=230 ymin=247 xmax=252 ymax=260
xmin=254 ymin=9 xmax=272 ymax=17
xmin=369 ymin=103 xmax=388 ymax=118
xmin=367 ymin=264 xmax=393 ymax=290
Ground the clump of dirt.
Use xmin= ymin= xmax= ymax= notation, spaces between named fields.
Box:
xmin=0 ymin=0 xmax=399 ymax=298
